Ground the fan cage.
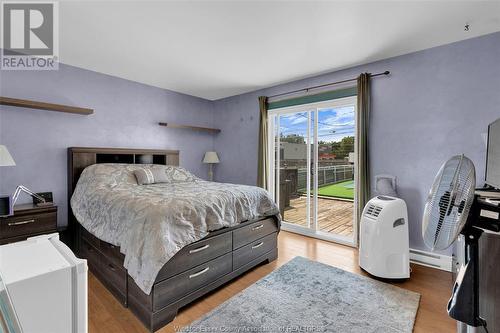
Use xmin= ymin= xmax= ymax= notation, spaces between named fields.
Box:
xmin=422 ymin=155 xmax=476 ymax=251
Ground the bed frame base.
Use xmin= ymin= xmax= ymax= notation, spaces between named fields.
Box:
xmin=129 ymin=248 xmax=278 ymax=332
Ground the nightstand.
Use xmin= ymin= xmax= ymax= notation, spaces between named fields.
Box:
xmin=0 ymin=203 xmax=58 ymax=245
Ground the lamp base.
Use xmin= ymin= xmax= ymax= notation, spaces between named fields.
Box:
xmin=208 ymin=164 xmax=214 ymax=181
xmin=36 ymin=202 xmax=54 ymax=207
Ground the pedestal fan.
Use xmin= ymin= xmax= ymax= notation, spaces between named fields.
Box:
xmin=422 ymin=154 xmax=500 ymax=332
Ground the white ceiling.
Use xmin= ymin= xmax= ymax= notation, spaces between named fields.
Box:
xmin=59 ymin=1 xmax=500 ymax=100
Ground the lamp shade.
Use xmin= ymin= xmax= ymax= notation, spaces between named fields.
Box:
xmin=0 ymin=145 xmax=15 ymax=166
xmin=203 ymin=151 xmax=220 ymax=164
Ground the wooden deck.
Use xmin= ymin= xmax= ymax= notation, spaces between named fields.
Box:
xmin=283 ymin=196 xmax=354 ymax=237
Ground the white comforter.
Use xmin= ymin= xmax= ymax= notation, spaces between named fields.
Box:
xmin=70 ymin=164 xmax=279 ymax=294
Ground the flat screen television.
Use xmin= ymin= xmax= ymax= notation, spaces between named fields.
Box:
xmin=485 ymin=118 xmax=500 ymax=189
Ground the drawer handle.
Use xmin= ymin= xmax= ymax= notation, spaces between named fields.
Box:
xmin=8 ymin=219 xmax=35 ymax=226
xmin=252 ymin=224 xmax=264 ymax=231
xmin=108 ymin=263 xmax=116 ymax=272
xmin=189 ymin=267 xmax=210 ymax=279
xmin=252 ymin=241 xmax=264 ymax=249
xmin=189 ymin=244 xmax=210 ymax=254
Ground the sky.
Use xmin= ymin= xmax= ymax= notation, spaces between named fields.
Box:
xmin=278 ymin=106 xmax=355 ymax=143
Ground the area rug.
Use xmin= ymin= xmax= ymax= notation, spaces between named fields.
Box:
xmin=181 ymin=256 xmax=420 ymax=333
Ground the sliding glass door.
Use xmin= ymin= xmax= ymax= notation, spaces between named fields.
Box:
xmin=268 ymin=97 xmax=357 ymax=246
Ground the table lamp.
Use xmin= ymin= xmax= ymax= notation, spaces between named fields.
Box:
xmin=0 ymin=145 xmax=50 ymax=213
xmin=0 ymin=145 xmax=15 ymax=167
xmin=203 ymin=151 xmax=220 ymax=181
xmin=0 ymin=145 xmax=16 ymax=216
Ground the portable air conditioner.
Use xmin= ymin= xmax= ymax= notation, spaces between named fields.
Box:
xmin=359 ymin=195 xmax=410 ymax=279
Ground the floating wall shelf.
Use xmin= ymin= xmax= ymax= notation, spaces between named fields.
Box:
xmin=158 ymin=122 xmax=221 ymax=134
xmin=0 ymin=96 xmax=94 ymax=115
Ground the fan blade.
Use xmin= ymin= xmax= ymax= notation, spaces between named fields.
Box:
xmin=458 ymin=200 xmax=466 ymax=214
xmin=434 ymin=191 xmax=451 ymax=247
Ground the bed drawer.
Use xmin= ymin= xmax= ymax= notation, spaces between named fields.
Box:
xmin=155 ymin=231 xmax=232 ymax=282
xmin=101 ymin=255 xmax=128 ymax=305
xmin=233 ymin=218 xmax=278 ymax=249
xmin=233 ymin=233 xmax=277 ymax=270
xmin=80 ymin=237 xmax=100 ymax=272
xmin=80 ymin=227 xmax=100 ymax=250
xmin=101 ymin=241 xmax=125 ymax=267
xmin=153 ymin=252 xmax=232 ymax=311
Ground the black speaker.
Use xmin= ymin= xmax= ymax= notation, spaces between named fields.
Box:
xmin=0 ymin=195 xmax=13 ymax=217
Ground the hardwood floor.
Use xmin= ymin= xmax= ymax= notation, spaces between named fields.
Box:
xmin=284 ymin=197 xmax=354 ymax=237
xmin=88 ymin=231 xmax=456 ymax=333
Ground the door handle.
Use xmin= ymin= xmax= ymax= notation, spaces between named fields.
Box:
xmin=252 ymin=242 xmax=264 ymax=249
xmin=252 ymin=224 xmax=264 ymax=231
xmin=189 ymin=267 xmax=210 ymax=279
xmin=189 ymin=244 xmax=210 ymax=254
xmin=8 ymin=219 xmax=35 ymax=226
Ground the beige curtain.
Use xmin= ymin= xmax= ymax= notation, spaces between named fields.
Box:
xmin=356 ymin=73 xmax=371 ymax=239
xmin=257 ymin=96 xmax=269 ymax=189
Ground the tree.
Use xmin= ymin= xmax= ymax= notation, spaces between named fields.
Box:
xmin=331 ymin=136 xmax=354 ymax=159
xmin=280 ymin=134 xmax=305 ymax=144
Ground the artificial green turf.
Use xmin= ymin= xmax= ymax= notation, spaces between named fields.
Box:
xmin=317 ymin=180 xmax=354 ymax=200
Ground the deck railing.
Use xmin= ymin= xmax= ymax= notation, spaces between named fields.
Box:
xmin=296 ymin=164 xmax=354 ymax=190
xmin=278 ymin=164 xmax=354 ymax=214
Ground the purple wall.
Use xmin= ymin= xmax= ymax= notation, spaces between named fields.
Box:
xmin=0 ymin=64 xmax=215 ymax=227
xmin=213 ymin=32 xmax=500 ymax=253
xmin=1 ymin=32 xmax=499 ymax=253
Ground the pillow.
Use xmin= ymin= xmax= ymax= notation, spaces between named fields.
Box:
xmin=134 ymin=168 xmax=169 ymax=185
xmin=164 ymin=166 xmax=198 ymax=182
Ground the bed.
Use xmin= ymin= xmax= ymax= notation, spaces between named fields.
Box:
xmin=66 ymin=147 xmax=280 ymax=332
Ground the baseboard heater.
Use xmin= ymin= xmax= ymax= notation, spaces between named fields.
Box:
xmin=409 ymin=248 xmax=452 ymax=272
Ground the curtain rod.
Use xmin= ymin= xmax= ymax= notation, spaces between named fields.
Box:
xmin=268 ymin=71 xmax=390 ymax=100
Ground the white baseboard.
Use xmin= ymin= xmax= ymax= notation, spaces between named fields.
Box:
xmin=282 ymin=225 xmax=453 ymax=272
xmin=410 ymin=248 xmax=453 ymax=272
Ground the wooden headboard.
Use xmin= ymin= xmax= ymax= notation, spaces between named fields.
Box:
xmin=66 ymin=147 xmax=180 ymax=249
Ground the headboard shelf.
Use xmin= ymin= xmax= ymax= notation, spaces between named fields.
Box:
xmin=66 ymin=147 xmax=179 ymax=250
xmin=96 ymin=153 xmax=134 ymax=164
